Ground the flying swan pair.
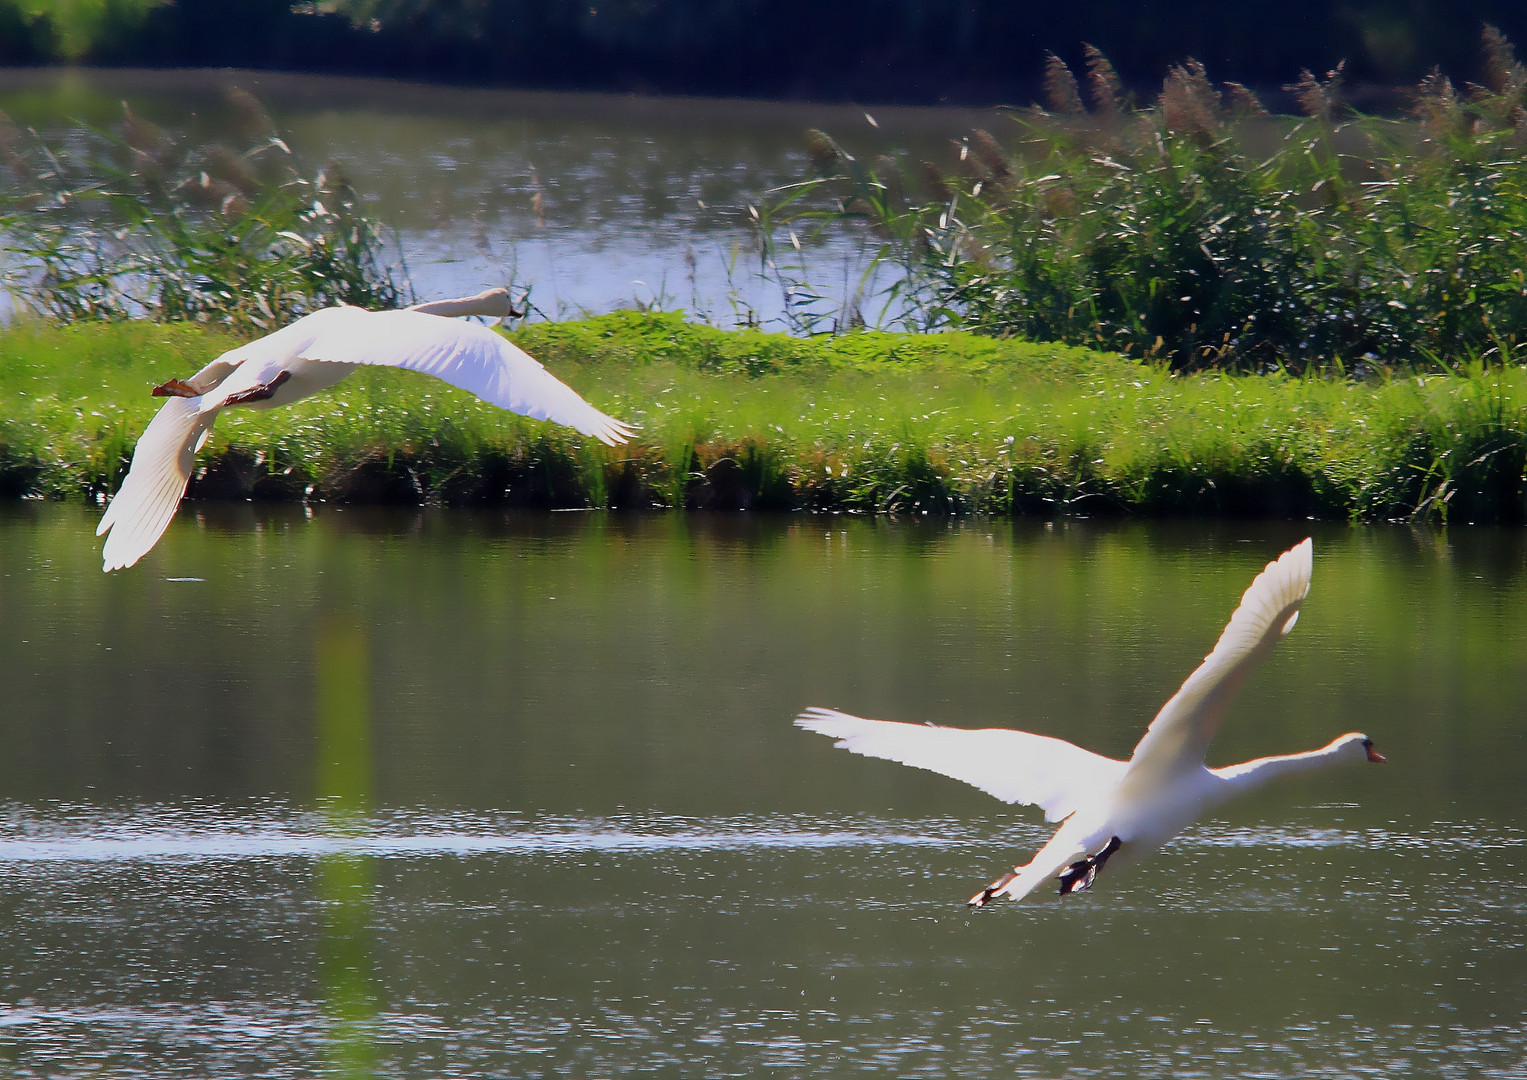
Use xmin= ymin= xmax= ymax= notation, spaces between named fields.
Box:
xmin=98 ymin=301 xmax=1381 ymax=906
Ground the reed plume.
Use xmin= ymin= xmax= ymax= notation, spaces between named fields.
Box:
xmin=804 ymin=129 xmax=845 ymax=174
xmin=968 ymin=128 xmax=1012 ymax=188
xmin=1083 ymin=43 xmax=1123 ymax=118
xmin=1414 ymin=68 xmax=1466 ymax=140
xmin=1160 ymin=60 xmax=1222 ymax=140
xmin=1223 ymin=81 xmax=1268 ymax=117
xmin=1043 ymin=53 xmax=1085 ymax=115
xmin=1287 ymin=62 xmax=1344 ymax=122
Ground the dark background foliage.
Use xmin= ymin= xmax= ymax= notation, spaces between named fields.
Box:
xmin=3 ymin=0 xmax=1526 ymax=105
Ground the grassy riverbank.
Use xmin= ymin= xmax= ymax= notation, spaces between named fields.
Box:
xmin=1 ymin=313 xmax=1524 ymax=524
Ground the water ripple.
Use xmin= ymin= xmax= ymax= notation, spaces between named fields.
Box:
xmin=0 ymin=804 xmax=1518 ymax=867
xmin=0 ymin=806 xmax=951 ymax=865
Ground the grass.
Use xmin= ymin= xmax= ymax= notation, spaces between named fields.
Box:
xmin=1 ymin=312 xmax=1523 ymax=524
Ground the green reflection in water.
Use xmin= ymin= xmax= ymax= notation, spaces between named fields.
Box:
xmin=316 ymin=621 xmax=377 ymax=1079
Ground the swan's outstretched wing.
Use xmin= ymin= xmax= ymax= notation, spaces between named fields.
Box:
xmin=796 ymin=707 xmax=1127 ymax=823
xmin=1124 ymin=538 xmax=1313 ymax=780
xmin=300 ymin=308 xmax=633 ymax=445
xmin=97 ymin=396 xmax=218 ymax=572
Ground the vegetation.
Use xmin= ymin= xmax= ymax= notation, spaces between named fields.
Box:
xmin=769 ymin=31 xmax=1527 ymax=372
xmin=0 ymin=88 xmax=407 ymax=332
xmin=1 ymin=314 xmax=1522 ymax=524
xmin=0 ymin=50 xmax=1522 ymax=528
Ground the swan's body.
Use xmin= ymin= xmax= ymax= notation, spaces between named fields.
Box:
xmin=796 ymin=539 xmax=1384 ymax=906
xmin=97 ymin=290 xmax=632 ymax=571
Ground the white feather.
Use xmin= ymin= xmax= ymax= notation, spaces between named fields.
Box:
xmin=795 ymin=707 xmax=1125 ymax=823
xmin=98 ymin=397 xmax=214 ymax=573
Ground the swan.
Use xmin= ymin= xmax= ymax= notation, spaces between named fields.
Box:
xmin=796 ymin=538 xmax=1385 ymax=907
xmin=97 ymin=289 xmax=633 ymax=572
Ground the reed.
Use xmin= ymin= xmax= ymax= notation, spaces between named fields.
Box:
xmin=0 ymin=88 xmax=407 ymax=332
xmin=768 ymin=28 xmax=1527 ymax=374
xmin=2 ymin=315 xmax=1521 ymax=524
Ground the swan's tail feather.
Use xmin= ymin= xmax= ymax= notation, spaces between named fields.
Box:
xmin=99 ymin=397 xmax=216 ymax=572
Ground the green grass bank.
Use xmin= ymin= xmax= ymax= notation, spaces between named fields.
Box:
xmin=2 ymin=312 xmax=1524 ymax=524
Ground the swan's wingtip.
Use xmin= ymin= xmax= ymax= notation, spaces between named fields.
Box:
xmin=99 ymin=530 xmax=151 ymax=573
xmin=1285 ymin=536 xmax=1314 ymax=574
xmin=590 ymin=415 xmax=636 ymax=446
xmin=794 ymin=706 xmax=848 ymax=732
xmin=100 ymin=545 xmax=141 ymax=573
xmin=1257 ymin=537 xmax=1314 ymax=600
xmin=1273 ymin=536 xmax=1313 ymax=568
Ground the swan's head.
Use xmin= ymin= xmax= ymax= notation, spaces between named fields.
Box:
xmin=465 ymin=287 xmax=523 ymax=319
xmin=1334 ymin=732 xmax=1386 ymax=763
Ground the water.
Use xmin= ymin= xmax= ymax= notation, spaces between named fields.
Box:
xmin=0 ymin=68 xmax=1003 ymax=326
xmin=1 ymin=504 xmax=1525 ymax=1076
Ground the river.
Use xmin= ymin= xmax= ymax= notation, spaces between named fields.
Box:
xmin=0 ymin=68 xmax=1006 ymax=328
xmin=1 ymin=504 xmax=1524 ymax=1076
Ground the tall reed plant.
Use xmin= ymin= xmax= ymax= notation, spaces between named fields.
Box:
xmin=0 ymin=88 xmax=407 ymax=331
xmin=773 ymin=29 xmax=1527 ymax=373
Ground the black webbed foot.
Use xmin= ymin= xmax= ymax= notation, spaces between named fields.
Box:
xmin=1057 ymin=836 xmax=1122 ymax=896
xmin=223 ymin=369 xmax=292 ymax=407
xmin=151 ymin=378 xmax=200 ymax=398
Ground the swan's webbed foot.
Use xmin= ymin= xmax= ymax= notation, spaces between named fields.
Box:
xmin=967 ymin=868 xmax=1020 ymax=909
xmin=223 ymin=369 xmax=292 ymax=407
xmin=151 ymin=378 xmax=200 ymax=398
xmin=1057 ymin=836 xmax=1122 ymax=896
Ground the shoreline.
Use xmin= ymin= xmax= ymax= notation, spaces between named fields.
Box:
xmin=1 ymin=314 xmax=1523 ymax=525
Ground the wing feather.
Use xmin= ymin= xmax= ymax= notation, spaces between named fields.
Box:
xmin=98 ymin=397 xmax=217 ymax=572
xmin=300 ymin=309 xmax=633 ymax=445
xmin=1124 ymin=538 xmax=1313 ymax=778
xmin=796 ymin=707 xmax=1127 ymax=823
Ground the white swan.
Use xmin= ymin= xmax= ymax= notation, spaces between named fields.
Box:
xmin=796 ymin=538 xmax=1385 ymax=906
xmin=97 ymin=289 xmax=633 ymax=572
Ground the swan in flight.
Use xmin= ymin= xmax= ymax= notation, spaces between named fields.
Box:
xmin=797 ymin=538 xmax=1384 ymax=907
xmin=97 ymin=289 xmax=633 ymax=572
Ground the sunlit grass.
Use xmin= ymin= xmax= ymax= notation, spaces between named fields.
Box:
xmin=1 ymin=313 xmax=1522 ymax=523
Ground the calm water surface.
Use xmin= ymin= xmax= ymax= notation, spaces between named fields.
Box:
xmin=0 ymin=69 xmax=1003 ymax=325
xmin=0 ymin=505 xmax=1524 ymax=1077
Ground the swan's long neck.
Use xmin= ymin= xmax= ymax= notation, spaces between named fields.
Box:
xmin=1213 ymin=736 xmax=1364 ymax=793
xmin=408 ymin=288 xmax=521 ymax=319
